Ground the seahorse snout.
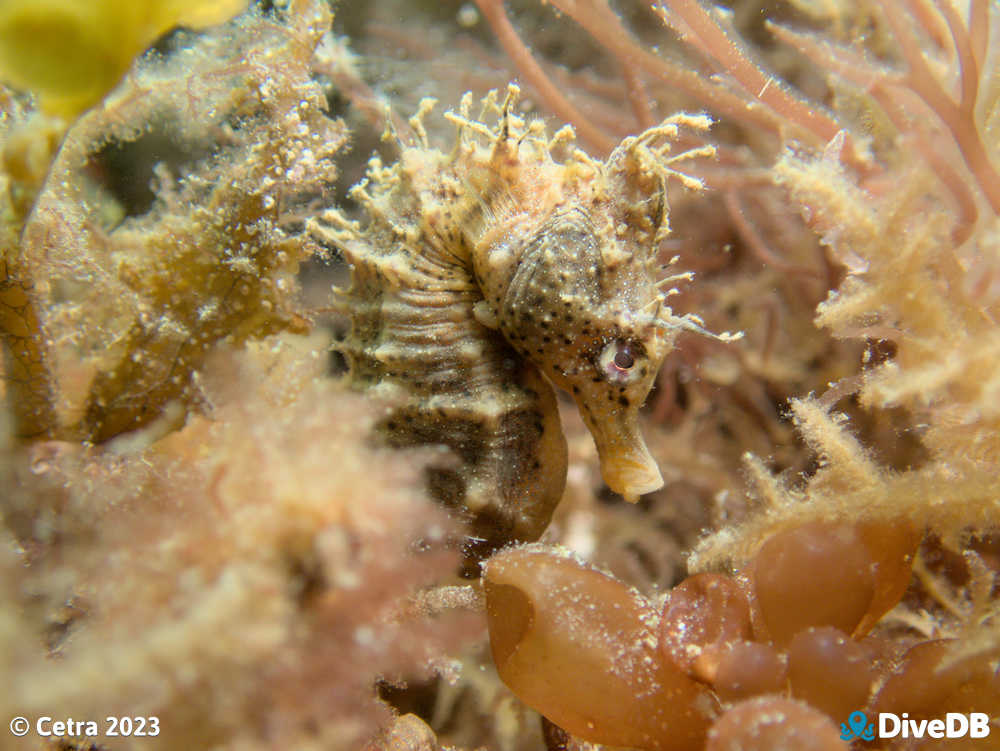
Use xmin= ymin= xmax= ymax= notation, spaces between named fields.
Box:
xmin=589 ymin=415 xmax=664 ymax=503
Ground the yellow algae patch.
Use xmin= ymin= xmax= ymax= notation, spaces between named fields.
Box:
xmin=0 ymin=0 xmax=247 ymax=118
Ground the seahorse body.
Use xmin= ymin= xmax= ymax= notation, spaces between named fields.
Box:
xmin=318 ymin=88 xmax=714 ymax=565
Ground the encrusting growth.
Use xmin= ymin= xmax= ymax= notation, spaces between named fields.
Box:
xmin=313 ymin=85 xmax=735 ymax=565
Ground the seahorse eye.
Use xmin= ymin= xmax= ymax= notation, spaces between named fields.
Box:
xmin=599 ymin=340 xmax=642 ymax=382
xmin=613 ymin=347 xmax=635 ymax=371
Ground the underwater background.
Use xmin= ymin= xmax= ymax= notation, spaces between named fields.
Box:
xmin=0 ymin=0 xmax=998 ymax=749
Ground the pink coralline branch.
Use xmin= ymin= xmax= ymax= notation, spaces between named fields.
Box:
xmin=650 ymin=0 xmax=871 ymax=173
xmin=474 ymin=0 xmax=996 ymax=239
xmin=473 ymin=0 xmax=616 ymax=153
xmin=935 ymin=0 xmax=979 ymax=111
xmin=545 ymin=0 xmax=785 ymax=136
xmin=622 ymin=58 xmax=656 ymax=130
xmin=653 ymin=0 xmax=839 ymax=143
xmin=878 ymin=0 xmax=1000 ymax=215
xmin=478 ymin=0 xmax=797 ymax=150
xmin=722 ymin=192 xmax=824 ymax=280
xmin=768 ymin=5 xmax=995 ymax=244
xmin=476 ymin=0 xmax=861 ymax=167
xmin=908 ymin=0 xmax=952 ymax=52
xmin=968 ymin=0 xmax=989 ymax=71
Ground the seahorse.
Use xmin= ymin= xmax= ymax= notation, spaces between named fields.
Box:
xmin=314 ymin=87 xmax=730 ymax=569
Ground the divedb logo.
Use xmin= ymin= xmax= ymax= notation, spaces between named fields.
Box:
xmin=841 ymin=710 xmax=992 ymax=741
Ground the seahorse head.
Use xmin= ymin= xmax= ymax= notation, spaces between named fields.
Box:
xmin=469 ymin=115 xmax=713 ymax=502
xmin=481 ymin=208 xmax=673 ymax=502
